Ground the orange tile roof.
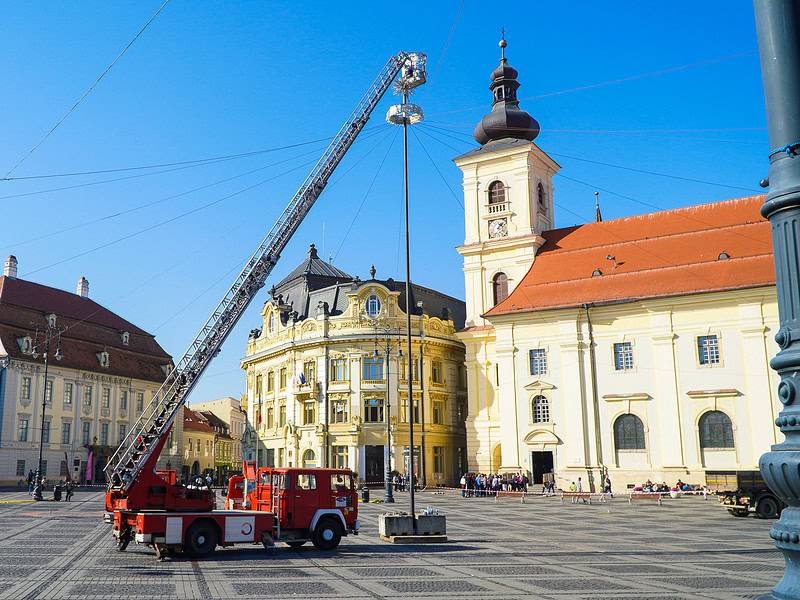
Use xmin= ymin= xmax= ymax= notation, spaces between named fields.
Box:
xmin=183 ymin=406 xmax=215 ymax=434
xmin=486 ymin=195 xmax=774 ymax=317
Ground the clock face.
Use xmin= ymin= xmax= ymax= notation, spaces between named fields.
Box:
xmin=489 ymin=218 xmax=508 ymax=239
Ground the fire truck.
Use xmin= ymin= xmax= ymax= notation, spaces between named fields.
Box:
xmin=102 ymin=51 xmax=427 ymax=559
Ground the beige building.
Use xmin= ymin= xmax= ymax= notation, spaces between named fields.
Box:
xmin=191 ymin=396 xmax=246 ymax=470
xmin=456 ymin=43 xmax=781 ymax=490
xmin=181 ymin=407 xmax=216 ymax=480
xmin=241 ymin=245 xmax=467 ymax=486
xmin=0 ymin=256 xmax=179 ymax=485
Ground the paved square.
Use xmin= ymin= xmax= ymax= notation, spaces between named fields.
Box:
xmin=0 ymin=489 xmax=783 ymax=599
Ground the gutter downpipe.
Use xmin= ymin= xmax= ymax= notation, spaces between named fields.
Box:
xmin=583 ymin=304 xmax=604 ymax=491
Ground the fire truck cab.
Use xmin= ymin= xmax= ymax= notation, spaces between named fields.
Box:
xmin=225 ymin=466 xmax=360 ymax=550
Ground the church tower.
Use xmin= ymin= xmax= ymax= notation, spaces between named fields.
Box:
xmin=455 ymin=37 xmax=559 ymax=327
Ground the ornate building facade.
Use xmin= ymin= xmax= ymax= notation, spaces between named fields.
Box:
xmin=0 ymin=256 xmax=179 ymax=485
xmin=456 ymin=41 xmax=781 ymax=490
xmin=241 ymin=245 xmax=467 ymax=486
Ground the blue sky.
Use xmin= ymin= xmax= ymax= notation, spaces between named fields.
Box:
xmin=1 ymin=1 xmax=767 ymax=402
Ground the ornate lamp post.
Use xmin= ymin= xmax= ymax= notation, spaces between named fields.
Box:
xmin=30 ymin=315 xmax=64 ymax=501
xmin=754 ymin=2 xmax=800 ymax=598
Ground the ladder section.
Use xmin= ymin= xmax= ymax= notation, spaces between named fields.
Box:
xmin=105 ymin=52 xmax=427 ymax=490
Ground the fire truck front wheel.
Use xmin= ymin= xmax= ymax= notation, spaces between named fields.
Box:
xmin=184 ymin=521 xmax=218 ymax=557
xmin=312 ymin=518 xmax=342 ymax=551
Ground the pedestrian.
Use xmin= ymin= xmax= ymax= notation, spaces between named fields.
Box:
xmin=65 ymin=481 xmax=75 ymax=502
xmin=576 ymin=476 xmax=587 ymax=503
xmin=460 ymin=473 xmax=467 ymax=497
xmin=205 ymin=473 xmax=213 ymax=488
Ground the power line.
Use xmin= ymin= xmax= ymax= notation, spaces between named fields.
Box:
xmin=412 ymin=127 xmax=463 ymax=208
xmin=428 ymin=50 xmax=758 ymax=117
xmin=334 ymin=129 xmax=400 ymax=260
xmin=0 ymin=128 xmax=380 ymax=182
xmin=4 ymin=0 xmax=172 ymax=177
xmin=421 ymin=123 xmax=760 ymax=193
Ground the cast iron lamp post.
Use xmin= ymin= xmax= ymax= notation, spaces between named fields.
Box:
xmin=30 ymin=316 xmax=64 ymax=501
xmin=754 ymin=1 xmax=800 ymax=598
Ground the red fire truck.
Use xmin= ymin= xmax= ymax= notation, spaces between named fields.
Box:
xmin=102 ymin=51 xmax=427 ymax=560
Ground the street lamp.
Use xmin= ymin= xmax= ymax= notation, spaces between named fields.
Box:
xmin=30 ymin=316 xmax=64 ymax=501
xmin=374 ymin=327 xmax=402 ymax=503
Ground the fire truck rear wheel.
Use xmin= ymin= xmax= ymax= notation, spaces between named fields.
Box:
xmin=756 ymin=496 xmax=780 ymax=519
xmin=312 ymin=518 xmax=342 ymax=550
xmin=185 ymin=522 xmax=218 ymax=556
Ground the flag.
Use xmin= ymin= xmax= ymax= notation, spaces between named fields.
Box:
xmin=296 ymin=372 xmax=306 ymax=385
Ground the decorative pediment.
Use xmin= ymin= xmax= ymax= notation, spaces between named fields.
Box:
xmin=524 ymin=379 xmax=556 ymax=392
xmin=524 ymin=429 xmax=561 ymax=445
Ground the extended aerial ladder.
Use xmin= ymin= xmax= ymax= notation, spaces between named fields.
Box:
xmin=104 ymin=52 xmax=427 ymax=512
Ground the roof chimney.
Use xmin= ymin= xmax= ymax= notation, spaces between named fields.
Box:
xmin=3 ymin=256 xmax=17 ymax=278
xmin=76 ymin=276 xmax=89 ymax=298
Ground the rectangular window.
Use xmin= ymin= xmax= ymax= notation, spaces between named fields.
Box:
xmin=60 ymin=461 xmax=68 ymax=476
xmin=279 ymin=404 xmax=286 ymax=427
xmin=102 ymin=388 xmax=111 ymax=409
xmin=432 ymin=400 xmax=445 ymax=425
xmin=332 ymin=446 xmax=348 ymax=470
xmin=82 ymin=422 xmax=91 ymax=445
xmin=42 ymin=420 xmax=50 ymax=444
xmin=278 ymin=448 xmax=285 ymax=467
xmin=120 ymin=390 xmax=128 ymax=410
xmin=362 ymin=357 xmax=383 ymax=382
xmin=45 ymin=379 xmax=53 ymax=404
xmin=16 ymin=460 xmax=25 ymax=477
xmin=18 ymin=418 xmax=29 ymax=442
xmin=265 ymin=448 xmax=275 ymax=467
xmin=119 ymin=424 xmax=126 ymax=443
xmin=331 ymin=399 xmax=349 ymax=424
xmin=267 ymin=371 xmax=274 ymax=392
xmin=83 ymin=385 xmax=93 ymax=407
xmin=303 ymin=401 xmax=316 ymax=425
xmin=613 ymin=342 xmax=634 ymax=371
xmin=21 ymin=377 xmax=31 ymax=400
xmin=698 ymin=335 xmax=721 ymax=365
xmin=363 ymin=397 xmax=384 ymax=422
xmin=100 ymin=422 xmax=109 ymax=446
xmin=64 ymin=382 xmax=73 ymax=405
xmin=266 ymin=406 xmax=274 ymax=429
xmin=401 ymin=398 xmax=420 ymax=423
xmin=433 ymin=446 xmax=445 ymax=474
xmin=303 ymin=360 xmax=316 ymax=384
xmin=255 ymin=374 xmax=263 ymax=398
xmin=61 ymin=421 xmax=71 ymax=444
xmin=330 ymin=358 xmax=348 ymax=382
xmin=297 ymin=473 xmax=316 ymax=490
xmin=412 ymin=357 xmax=420 ymax=382
xmin=431 ymin=361 xmax=443 ymax=384
xmin=279 ymin=367 xmax=287 ymax=390
xmin=529 ymin=348 xmax=548 ymax=375
xmin=136 ymin=392 xmax=144 ymax=412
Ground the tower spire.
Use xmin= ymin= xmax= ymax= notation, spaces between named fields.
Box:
xmin=500 ymin=27 xmax=506 ymax=60
xmin=595 ymin=191 xmax=603 ymax=223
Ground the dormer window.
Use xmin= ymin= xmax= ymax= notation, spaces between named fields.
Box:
xmin=97 ymin=351 xmax=110 ymax=368
xmin=46 ymin=313 xmax=57 ymax=328
xmin=488 ymin=181 xmax=505 ymax=205
xmin=17 ymin=336 xmax=33 ymax=355
xmin=268 ymin=313 xmax=275 ymax=334
xmin=366 ymin=294 xmax=381 ymax=318
xmin=120 ymin=331 xmax=130 ymax=346
xmin=161 ymin=364 xmax=174 ymax=377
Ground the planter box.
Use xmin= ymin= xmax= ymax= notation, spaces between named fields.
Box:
xmin=378 ymin=512 xmax=447 ymax=542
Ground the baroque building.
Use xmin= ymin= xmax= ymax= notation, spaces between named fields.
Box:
xmin=0 ymin=256 xmax=179 ymax=485
xmin=241 ymin=244 xmax=467 ymax=486
xmin=456 ymin=40 xmax=781 ymax=490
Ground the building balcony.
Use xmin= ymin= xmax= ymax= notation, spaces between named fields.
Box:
xmin=484 ymin=202 xmax=510 ymax=217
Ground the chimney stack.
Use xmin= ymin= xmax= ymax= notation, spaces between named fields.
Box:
xmin=3 ymin=256 xmax=17 ymax=278
xmin=77 ymin=276 xmax=89 ymax=298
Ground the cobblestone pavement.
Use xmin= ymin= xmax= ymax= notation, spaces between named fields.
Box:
xmin=0 ymin=489 xmax=783 ymax=599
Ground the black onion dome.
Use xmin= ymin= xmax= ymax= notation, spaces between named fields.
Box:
xmin=474 ymin=39 xmax=540 ymax=146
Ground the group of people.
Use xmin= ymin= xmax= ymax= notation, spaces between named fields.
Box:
xmin=459 ymin=472 xmax=529 ymax=497
xmin=637 ymin=478 xmax=697 ymax=493
xmin=391 ymin=473 xmax=418 ymax=492
xmin=25 ymin=470 xmax=76 ymax=501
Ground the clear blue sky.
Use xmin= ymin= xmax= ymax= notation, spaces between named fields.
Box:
xmin=1 ymin=1 xmax=767 ymax=402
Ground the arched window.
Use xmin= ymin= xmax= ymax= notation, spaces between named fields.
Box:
xmin=614 ymin=414 xmax=645 ymax=450
xmin=488 ymin=181 xmax=505 ymax=205
xmin=531 ymin=395 xmax=550 ymax=423
xmin=366 ymin=294 xmax=381 ymax=317
xmin=302 ymin=449 xmax=317 ymax=468
xmin=699 ymin=411 xmax=734 ymax=449
xmin=537 ymin=182 xmax=546 ymax=208
xmin=492 ymin=273 xmax=508 ymax=305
